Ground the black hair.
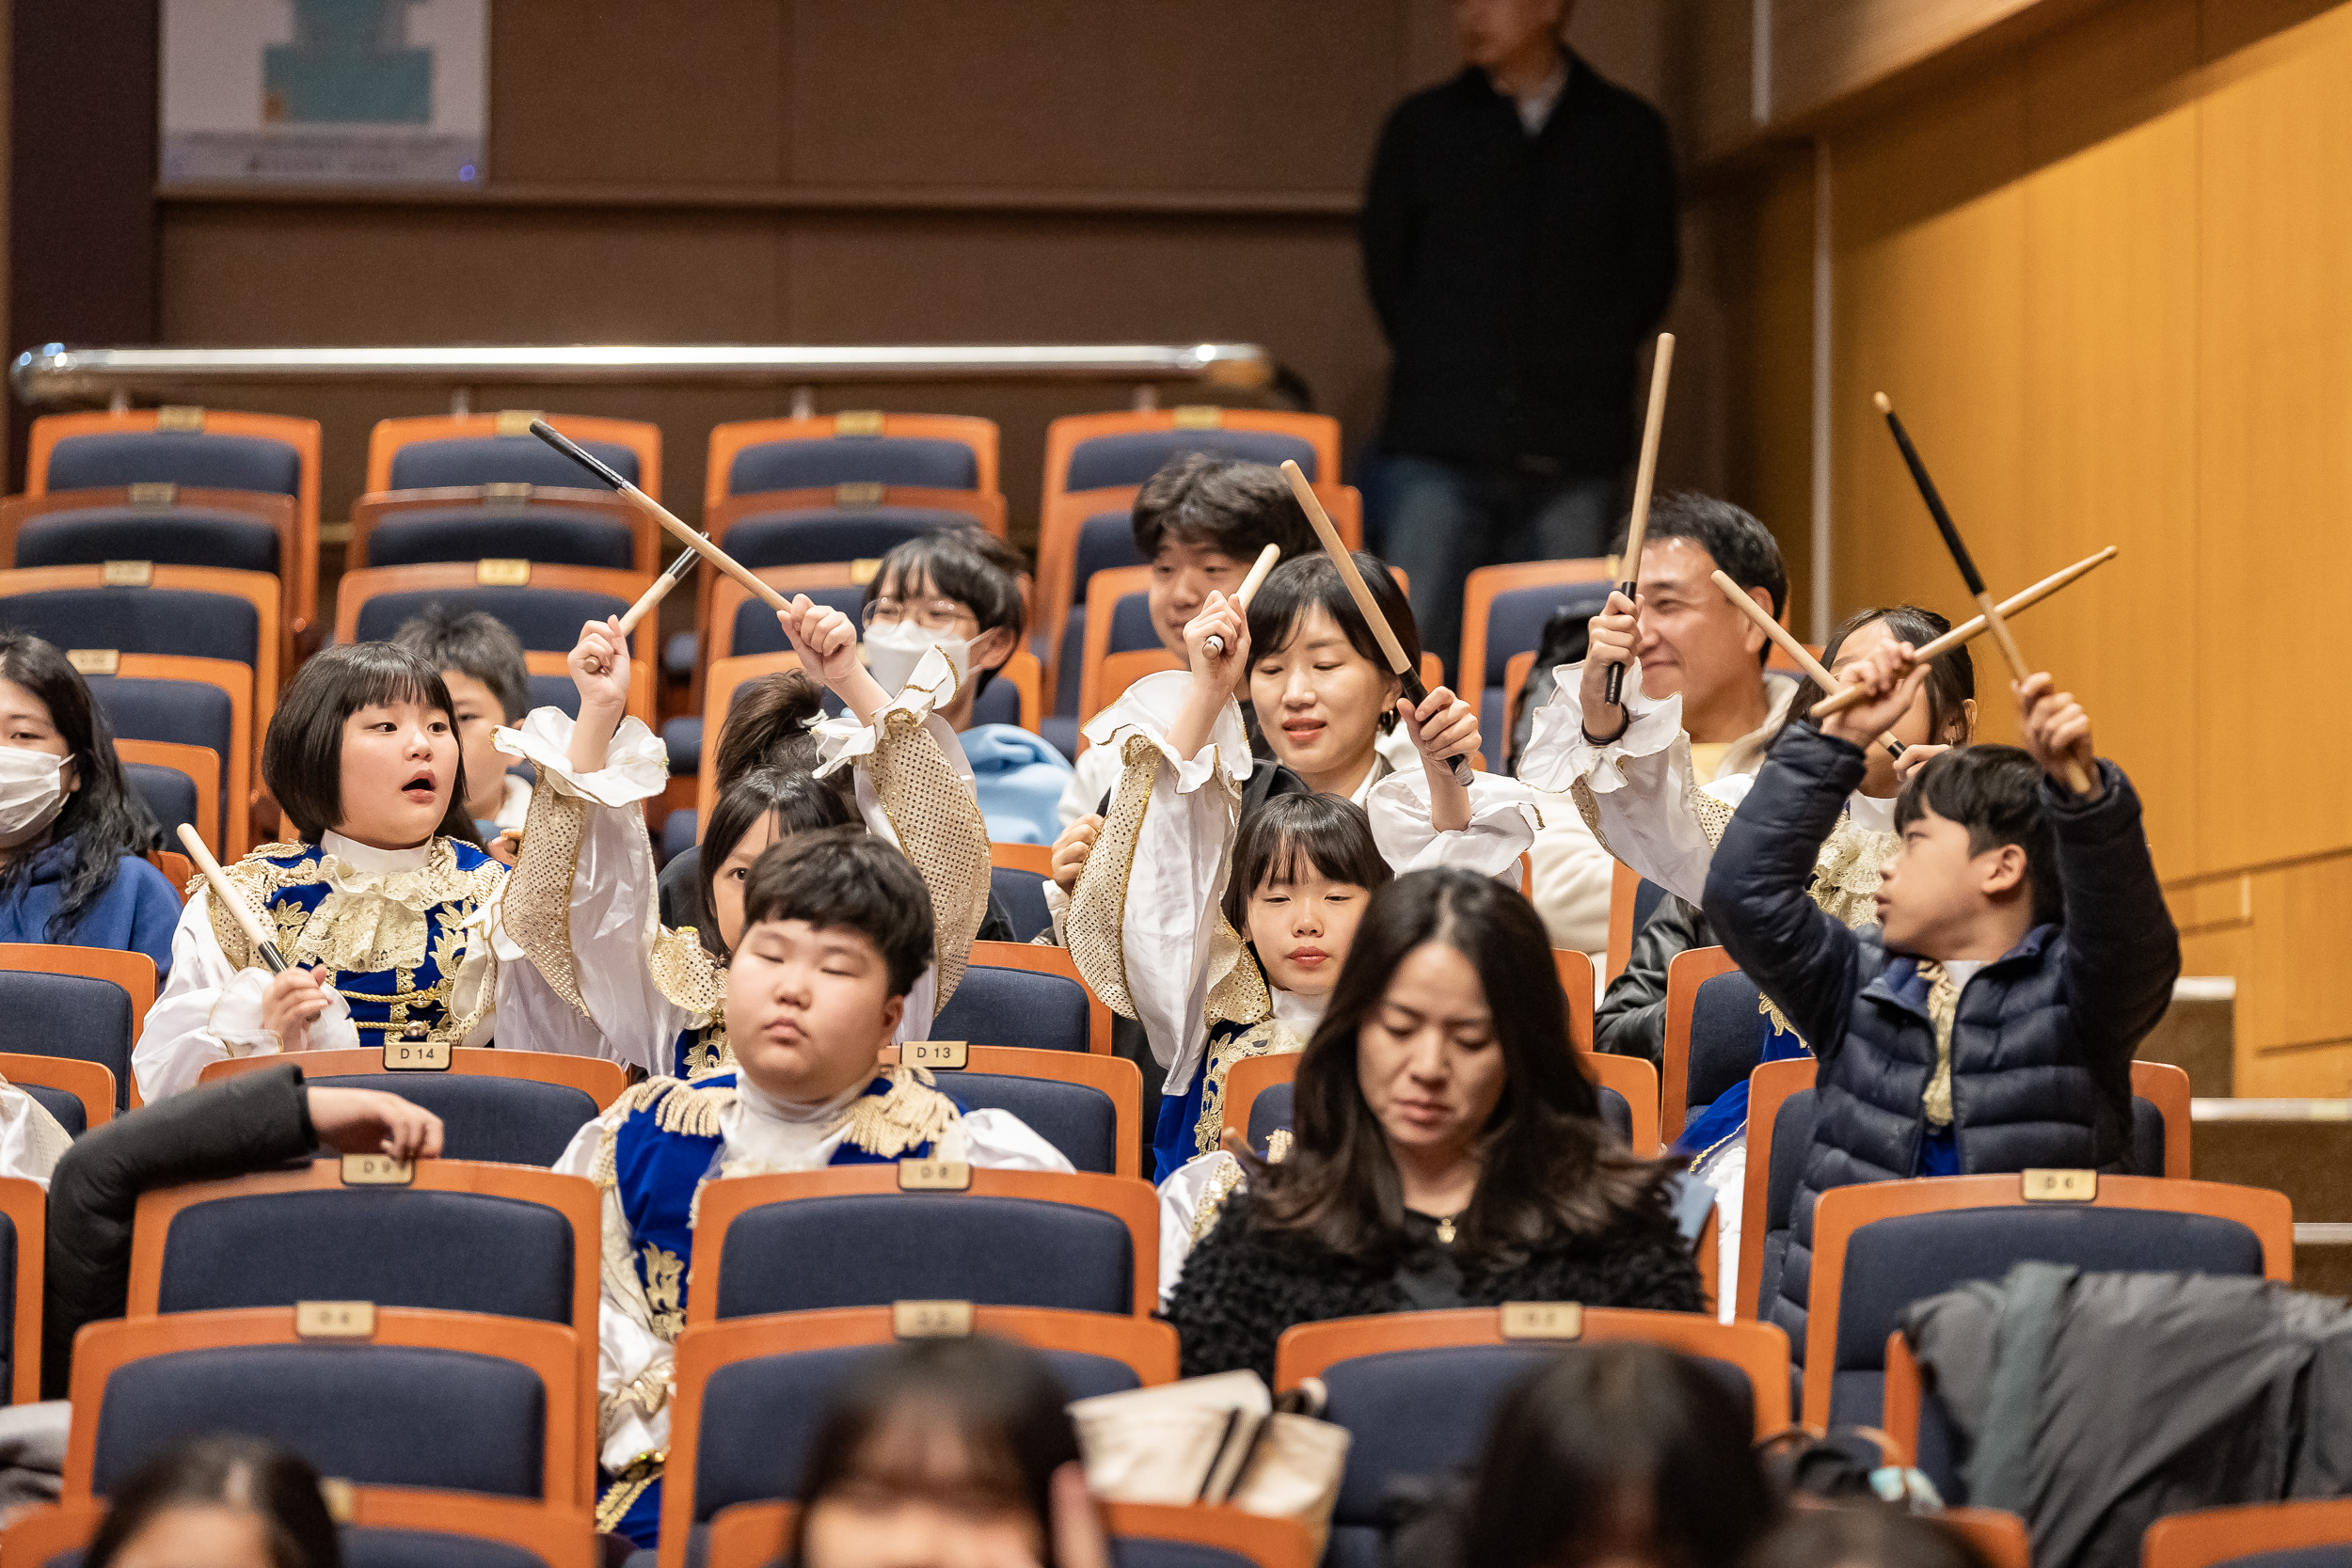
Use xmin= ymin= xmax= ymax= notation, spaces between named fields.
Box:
xmin=740 ymin=827 xmax=933 ymax=997
xmin=1252 ymin=869 xmax=1679 ymax=1270
xmin=696 ymin=763 xmax=862 ymax=958
xmin=86 ymin=1433 xmax=343 ymax=1568
xmin=389 ymin=605 xmax=530 ymax=725
xmin=1894 ymin=745 xmax=2063 ymax=928
xmin=1459 ymin=1343 xmax=1777 ymax=1568
xmin=864 ymin=525 xmax=1030 ymax=699
xmin=710 ymin=669 xmax=849 ymax=800
xmin=792 ymin=1336 xmax=1080 ymax=1568
xmin=1246 ymin=552 xmax=1418 ymax=733
xmin=1131 ymin=453 xmax=1320 ymax=564
xmin=1220 ymin=793 xmax=1393 ymax=941
xmin=261 ymin=642 xmax=482 ymax=848
xmin=1615 ymin=493 xmax=1789 ymax=651
xmin=1741 ymin=1506 xmax=1993 ymax=1568
xmin=0 ymin=631 xmax=163 ymax=940
xmin=1772 ymin=605 xmax=1975 ymax=753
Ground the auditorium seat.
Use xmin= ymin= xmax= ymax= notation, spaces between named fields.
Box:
xmin=1 ymin=1490 xmax=601 ymax=1568
xmin=1224 ymin=1049 xmax=1652 ymax=1159
xmin=1606 ymin=863 xmax=1670 ymax=984
xmin=968 ymin=648 xmax=1042 ymax=733
xmin=1661 ymin=948 xmax=1751 ymax=1146
xmin=707 ymin=414 xmax=999 ymax=504
xmin=197 ymin=1048 xmax=628 ymax=1164
xmin=0 ymin=1052 xmax=116 ymax=1139
xmin=692 ymin=1167 xmax=1156 ymax=1323
xmin=2141 ymin=1498 xmax=2352 ymax=1568
xmin=1457 ymin=561 xmax=1613 ymax=746
xmin=1275 ymin=1307 xmax=1790 ymax=1568
xmin=27 ymin=407 xmax=320 ymax=541
xmin=660 ymin=1306 xmax=1175 ymax=1568
xmin=66 ymin=1307 xmax=585 ymax=1504
xmin=987 ymin=842 xmax=1054 ymax=942
xmin=352 ymin=486 xmax=654 ymax=573
xmin=908 ymin=1043 xmax=1140 ymax=1178
xmin=935 ymin=942 xmax=1108 ymax=1056
xmin=0 ymin=945 xmax=155 ymax=1110
xmin=0 ymin=1177 xmax=42 ymax=1405
xmin=1039 ymin=408 xmax=1338 ymax=519
xmin=116 ymin=737 xmax=220 ymax=860
xmin=0 ymin=485 xmax=312 ymax=647
xmin=89 ymin=654 xmax=253 ymax=857
xmin=368 ymin=412 xmax=662 ymax=500
xmin=697 ymin=1499 xmax=1312 ymax=1568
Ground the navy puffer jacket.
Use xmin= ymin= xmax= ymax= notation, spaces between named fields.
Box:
xmin=1700 ymin=726 xmax=2179 ymax=1357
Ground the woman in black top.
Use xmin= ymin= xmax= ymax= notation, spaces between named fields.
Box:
xmin=1165 ymin=867 xmax=1702 ymax=1382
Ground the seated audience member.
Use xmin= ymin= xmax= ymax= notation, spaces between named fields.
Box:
xmin=86 ymin=1435 xmax=342 ymax=1568
xmin=1392 ymin=1341 xmax=1777 ymax=1568
xmin=864 ymin=526 xmax=1072 ymax=846
xmin=391 ymin=606 xmax=535 ymax=854
xmin=44 ymin=1063 xmax=441 ymax=1398
xmin=0 ymin=631 xmax=177 ymax=974
xmin=1164 ymin=868 xmax=1702 ymax=1382
xmin=1702 ymin=648 xmax=2179 ymax=1341
xmin=790 ymin=1336 xmax=1108 ymax=1568
xmin=1743 ymin=1508 xmax=1992 ymax=1568
xmin=554 ymin=830 xmax=1072 ymax=1547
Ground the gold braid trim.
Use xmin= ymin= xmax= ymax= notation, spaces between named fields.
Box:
xmin=595 ymin=1076 xmax=737 ymax=1156
xmin=1193 ymin=1015 xmax=1302 ymax=1160
xmin=1202 ymin=921 xmax=1268 ymax=1029
xmin=1568 ymin=779 xmax=1615 ymax=862
xmin=831 ymin=1065 xmax=957 ymax=1159
xmin=1190 ymin=1155 xmax=1247 ymax=1244
xmin=204 ymin=842 xmax=311 ymax=968
xmin=595 ymin=1456 xmax=664 ymax=1534
xmin=1064 ymin=734 xmax=1163 ymax=1021
xmin=867 ymin=708 xmax=991 ymax=1011
xmin=503 ymin=767 xmax=591 ymax=1017
xmin=651 ymin=927 xmax=727 ymax=1016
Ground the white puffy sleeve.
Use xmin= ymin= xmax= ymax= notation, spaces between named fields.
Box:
xmin=1063 ymin=672 xmax=1253 ymax=1096
xmin=490 ymin=708 xmax=686 ymax=1075
xmin=944 ymin=1108 xmax=1079 ymax=1175
xmin=1362 ymin=767 xmax=1540 ymax=880
xmin=1517 ymin=658 xmax=1735 ymax=909
xmin=1154 ymin=1151 xmax=1242 ymax=1308
xmin=133 ymin=889 xmax=358 ymax=1101
xmin=0 ymin=1086 xmax=73 ymax=1189
xmin=1526 ymin=795 xmax=1614 ymax=957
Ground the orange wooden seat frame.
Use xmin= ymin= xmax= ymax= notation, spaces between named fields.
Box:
xmin=689 ymin=1165 xmax=1159 ymax=1327
xmin=697 ymin=562 xmax=871 ymax=706
xmin=967 ymin=939 xmax=1112 ymax=1055
xmin=2141 ymin=1499 xmax=2352 ymax=1568
xmin=197 ymin=1046 xmax=630 ymax=1109
xmin=1 ymin=1490 xmax=599 ymax=1566
xmin=892 ymin=1042 xmax=1143 ymax=1180
xmin=28 ymin=407 xmax=322 ymax=544
xmin=99 ymin=653 xmax=254 ymax=858
xmin=524 ymin=646 xmax=656 ymax=728
xmin=0 ymin=485 xmax=311 ymax=647
xmin=1040 ymin=408 xmax=1341 ymax=520
xmin=1222 ymin=1043 xmax=1655 ymax=1159
xmin=0 ymin=1178 xmax=42 ymax=1403
xmin=1660 ymin=945 xmax=1743 ymax=1148
xmin=1456 ymin=558 xmax=1613 ymax=734
xmin=0 ymin=944 xmax=156 ymax=1108
xmin=334 ymin=561 xmax=657 ymax=669
xmin=0 ymin=1052 xmax=116 ymax=1134
xmin=351 ymin=483 xmax=659 ymax=574
xmin=366 ymin=412 xmax=664 ymax=503
xmin=695 ymin=650 xmax=804 ymax=819
xmin=707 ymin=414 xmax=1001 ymax=512
xmin=116 ymin=736 xmax=222 ymax=860
xmin=702 ymin=1498 xmax=1309 ymax=1568
xmin=144 ymin=849 xmax=194 ymax=903
xmin=1553 ymin=948 xmax=1597 ymax=1051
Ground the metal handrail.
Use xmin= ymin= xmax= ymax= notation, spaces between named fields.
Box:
xmin=9 ymin=341 xmax=1276 ymax=406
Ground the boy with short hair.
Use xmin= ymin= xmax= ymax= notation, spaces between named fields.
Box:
xmin=391 ymin=606 xmax=533 ymax=844
xmin=1701 ymin=645 xmax=2179 ymax=1346
xmin=554 ymin=828 xmax=1072 ymax=1544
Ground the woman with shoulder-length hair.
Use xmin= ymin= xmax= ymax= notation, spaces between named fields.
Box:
xmin=1165 ymin=866 xmax=1703 ymax=1383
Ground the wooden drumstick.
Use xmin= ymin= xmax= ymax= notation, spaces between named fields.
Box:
xmin=176 ymin=823 xmax=287 ymax=973
xmin=1708 ymin=571 xmax=1904 ymax=760
xmin=1203 ymin=543 xmax=1280 ymax=658
xmin=1807 ymin=545 xmax=2116 ymax=719
xmin=1871 ymin=392 xmax=2092 ymax=795
xmin=1280 ymin=461 xmax=1473 ymax=786
xmin=1603 ymin=331 xmax=1675 ymax=707
xmin=617 ymin=547 xmax=699 ymax=637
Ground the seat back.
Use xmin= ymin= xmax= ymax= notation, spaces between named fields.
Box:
xmin=369 ymin=413 xmax=661 ymax=499
xmin=707 ymin=415 xmax=999 ymax=506
xmin=118 ymin=737 xmax=220 ymax=859
xmin=691 ymin=1167 xmax=1155 ymax=1325
xmin=1457 ymin=564 xmax=1613 ymax=749
xmin=910 ymin=1044 xmax=1139 ymax=1178
xmin=1738 ymin=1058 xmax=1820 ymax=1323
xmin=338 ymin=562 xmax=654 ymax=655
xmin=696 ymin=1499 xmax=1311 ymax=1568
xmin=1806 ymin=1174 xmax=2292 ymax=1430
xmin=0 ymin=485 xmax=310 ymax=641
xmin=2131 ymin=1058 xmax=2193 ymax=1177
xmin=715 ymin=506 xmax=961 ymax=575
xmin=1041 ymin=409 xmax=1338 ymax=516
xmin=933 ymin=942 xmax=1107 ymax=1054
xmin=0 ymin=1179 xmax=44 ymax=1405
xmin=68 ymin=1307 xmax=580 ymax=1503
xmin=1226 ymin=1051 xmax=1648 ymax=1158
xmin=1661 ymin=948 xmax=1743 ymax=1144
xmin=2141 ymin=1499 xmax=2352 ymax=1568
xmin=0 ymin=566 xmax=278 ymax=740
xmin=988 ymin=844 xmax=1054 ymax=942
xmin=0 ymin=1053 xmax=116 ymax=1141
xmin=198 ymin=1047 xmax=627 ymax=1117
xmin=1075 ymin=565 xmax=1168 ymax=723
xmin=0 ymin=947 xmax=155 ymax=1110
xmin=352 ymin=488 xmax=652 ymax=573
xmin=89 ymin=654 xmax=253 ymax=857
xmin=2 ymin=1489 xmax=600 ymax=1568
xmin=662 ymin=1307 xmax=1173 ymax=1568
xmin=1604 ymin=863 xmax=1669 ymax=984
xmin=693 ymin=642 xmax=854 ymax=817
xmin=29 ymin=408 xmax=320 ymax=539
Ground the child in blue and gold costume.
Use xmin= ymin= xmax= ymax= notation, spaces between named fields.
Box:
xmin=549 ymin=829 xmax=1070 ymax=1545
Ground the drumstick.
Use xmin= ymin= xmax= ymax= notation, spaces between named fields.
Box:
xmin=1203 ymin=543 xmax=1280 ymax=658
xmin=1279 ymin=461 xmax=1474 ymax=786
xmin=616 ymin=547 xmax=699 ymax=637
xmin=1872 ymin=393 xmax=2091 ymax=795
xmin=176 ymin=823 xmax=287 ymax=974
xmin=1708 ymin=571 xmax=1903 ymax=760
xmin=1807 ymin=545 xmax=2116 ymax=719
xmin=1603 ymin=332 xmax=1676 ymax=707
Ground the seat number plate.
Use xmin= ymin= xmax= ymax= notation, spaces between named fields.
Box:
xmin=2022 ymin=1169 xmax=2097 ymax=1202
xmin=382 ymin=1037 xmax=451 ymax=1071
xmin=342 ymin=1154 xmax=415 ymax=1186
xmin=893 ymin=1300 xmax=976 ymax=1338
xmin=295 ymin=1301 xmax=376 ymax=1339
xmin=899 ymin=1159 xmax=971 ymax=1192
xmin=1500 ymin=1302 xmax=1584 ymax=1340
xmin=903 ymin=1040 xmax=967 ymax=1070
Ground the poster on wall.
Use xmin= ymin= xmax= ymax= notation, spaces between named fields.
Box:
xmin=160 ymin=0 xmax=487 ymax=186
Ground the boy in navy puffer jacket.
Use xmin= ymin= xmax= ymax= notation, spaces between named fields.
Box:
xmin=1702 ymin=641 xmax=2179 ymax=1354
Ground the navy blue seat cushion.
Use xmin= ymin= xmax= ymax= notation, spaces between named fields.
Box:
xmin=48 ymin=433 xmax=300 ymax=497
xmin=2217 ymin=1552 xmax=2352 ymax=1568
xmin=15 ymin=507 xmax=279 ymax=575
xmin=932 ymin=967 xmax=1090 ymax=1054
xmin=665 ymin=629 xmax=699 ymax=680
xmin=1063 ymin=432 xmax=1318 ymax=494
xmin=663 ymin=718 xmax=704 ymax=778
xmin=304 ymin=1074 xmax=598 ymax=1167
xmin=343 ymin=1531 xmax=554 ymax=1568
xmin=969 ymin=677 xmax=1021 ymax=728
xmin=365 ymin=506 xmax=634 ymax=571
xmin=1108 ymin=592 xmax=1159 ymax=657
xmin=721 ymin=510 xmax=960 ymax=571
xmin=0 ymin=588 xmax=258 ymax=666
xmin=710 ymin=1196 xmax=1133 ymax=1318
xmin=693 ymin=1344 xmax=1135 ymax=1520
xmin=92 ymin=1345 xmax=546 ymax=1496
xmin=1247 ymin=1080 xmax=1629 ymax=1154
xmin=1478 ymin=580 xmax=1611 ymax=759
xmin=729 ymin=437 xmax=977 ymax=494
xmin=988 ymin=867 xmax=1053 ymax=943
xmin=728 ymin=586 xmax=868 ymax=661
xmin=154 ymin=1189 xmax=575 ymax=1323
xmin=942 ymin=1073 xmax=1117 ymax=1174
xmin=2132 ymin=1097 xmax=2167 ymax=1178
xmin=1115 ymin=1544 xmax=1263 ymax=1568
xmin=1055 ymin=510 xmax=1149 ymax=714
xmin=1825 ymin=1208 xmax=2266 ymax=1428
xmin=1688 ymin=971 xmax=1766 ymax=1114
xmin=0 ymin=1214 xmax=15 ymax=1402
xmin=661 ymin=808 xmax=698 ymax=865
xmin=88 ymin=674 xmax=236 ymax=759
xmin=389 ymin=436 xmax=638 ymax=493
xmin=0 ymin=972 xmax=134 ymax=1110
xmin=352 ymin=588 xmax=628 ymax=652
xmin=21 ymin=1084 xmax=86 ymax=1138
xmin=122 ymin=761 xmax=202 ymax=847
xmin=1756 ymin=1088 xmax=1819 ymax=1331
xmin=1040 ymin=716 xmax=1080 ymax=761
xmin=1631 ymin=877 xmax=1667 ymax=936
xmin=527 ymin=674 xmax=582 ymax=721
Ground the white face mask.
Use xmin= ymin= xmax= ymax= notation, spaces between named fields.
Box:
xmin=0 ymin=747 xmax=69 ymax=849
xmin=862 ymin=623 xmax=971 ymax=699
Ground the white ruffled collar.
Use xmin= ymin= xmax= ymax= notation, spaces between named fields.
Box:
xmin=737 ymin=1070 xmax=870 ymax=1128
xmin=1271 ymin=988 xmax=1326 ymax=1036
xmin=1848 ymin=791 xmax=1899 ymax=834
xmin=319 ymin=829 xmax=433 ymax=876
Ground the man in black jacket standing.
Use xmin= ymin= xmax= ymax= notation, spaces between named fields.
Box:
xmin=1361 ymin=0 xmax=1677 ymax=681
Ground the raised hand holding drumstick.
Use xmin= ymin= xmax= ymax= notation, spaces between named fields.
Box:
xmin=1815 ymin=639 xmax=1931 ymax=762
xmin=777 ymin=594 xmax=892 ymax=723
xmin=1166 ymin=590 xmax=1249 ymax=763
xmin=2016 ymin=671 xmax=2104 ymax=802
xmin=1603 ymin=331 xmax=1676 ymax=706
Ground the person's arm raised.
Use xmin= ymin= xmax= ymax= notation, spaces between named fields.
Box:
xmin=1398 ymin=684 xmax=1478 ymax=833
xmin=1575 ymin=590 xmax=1640 ymax=745
xmin=1168 ymin=592 xmax=1248 ymax=762
xmin=565 ymin=615 xmax=631 ymax=776
xmin=777 ymin=594 xmax=890 ymax=723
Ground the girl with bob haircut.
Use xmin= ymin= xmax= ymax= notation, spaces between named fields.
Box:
xmin=1064 ymin=551 xmax=1538 ymax=1190
xmin=0 ymin=631 xmax=177 ymax=972
xmin=135 ymin=641 xmax=635 ymax=1099
xmin=86 ymin=1434 xmax=342 ymax=1568
xmin=1167 ymin=868 xmax=1703 ymax=1383
xmin=501 ymin=599 xmax=992 ymax=1077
